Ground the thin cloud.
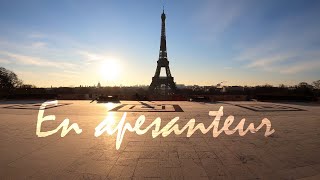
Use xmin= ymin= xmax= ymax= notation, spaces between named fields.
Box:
xmin=48 ymin=72 xmax=78 ymax=78
xmin=280 ymin=60 xmax=320 ymax=74
xmin=0 ymin=58 xmax=10 ymax=64
xmin=235 ymin=9 xmax=320 ymax=75
xmin=0 ymin=38 xmax=49 ymax=52
xmin=246 ymin=53 xmax=297 ymax=68
xmin=223 ymin=67 xmax=233 ymax=70
xmin=0 ymin=51 xmax=77 ymax=69
xmin=78 ymin=51 xmax=105 ymax=62
xmin=193 ymin=0 xmax=247 ymax=41
xmin=63 ymin=70 xmax=80 ymax=75
xmin=31 ymin=42 xmax=47 ymax=48
xmin=77 ymin=50 xmax=116 ymax=65
xmin=213 ymin=1 xmax=320 ymax=78
xmin=240 ymin=49 xmax=320 ymax=74
xmin=28 ymin=33 xmax=47 ymax=39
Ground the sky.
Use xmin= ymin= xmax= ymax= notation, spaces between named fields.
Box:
xmin=0 ymin=0 xmax=320 ymax=87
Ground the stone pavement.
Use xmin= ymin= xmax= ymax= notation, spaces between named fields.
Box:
xmin=0 ymin=100 xmax=319 ymax=179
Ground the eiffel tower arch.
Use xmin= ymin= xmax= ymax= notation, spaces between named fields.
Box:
xmin=149 ymin=9 xmax=176 ymax=96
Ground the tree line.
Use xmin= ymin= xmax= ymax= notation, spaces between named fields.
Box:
xmin=0 ymin=66 xmax=319 ymax=100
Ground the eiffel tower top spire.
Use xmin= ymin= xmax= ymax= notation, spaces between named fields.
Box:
xmin=159 ymin=7 xmax=167 ymax=60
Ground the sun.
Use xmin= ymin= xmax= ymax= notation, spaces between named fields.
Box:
xmin=100 ymin=59 xmax=121 ymax=81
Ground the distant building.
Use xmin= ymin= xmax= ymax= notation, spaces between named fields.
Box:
xmin=97 ymin=82 xmax=101 ymax=88
xmin=221 ymin=86 xmax=244 ymax=93
xmin=176 ymin=84 xmax=186 ymax=89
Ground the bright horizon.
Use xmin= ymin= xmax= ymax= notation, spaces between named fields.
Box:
xmin=0 ymin=0 xmax=320 ymax=87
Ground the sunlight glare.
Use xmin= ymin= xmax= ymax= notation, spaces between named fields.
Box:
xmin=104 ymin=102 xmax=115 ymax=110
xmin=100 ymin=59 xmax=121 ymax=81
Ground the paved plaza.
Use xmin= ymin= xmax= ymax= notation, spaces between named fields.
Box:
xmin=0 ymin=100 xmax=319 ymax=179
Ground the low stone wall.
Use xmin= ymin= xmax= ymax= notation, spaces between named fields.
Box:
xmin=188 ymin=95 xmax=248 ymax=102
xmin=57 ymin=94 xmax=90 ymax=100
xmin=209 ymin=95 xmax=248 ymax=101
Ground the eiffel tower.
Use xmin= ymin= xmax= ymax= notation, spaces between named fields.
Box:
xmin=149 ymin=9 xmax=176 ymax=95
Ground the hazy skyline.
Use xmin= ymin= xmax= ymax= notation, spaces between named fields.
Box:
xmin=0 ymin=0 xmax=320 ymax=87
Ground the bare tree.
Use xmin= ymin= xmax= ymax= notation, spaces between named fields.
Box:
xmin=20 ymin=84 xmax=37 ymax=88
xmin=312 ymin=80 xmax=320 ymax=89
xmin=0 ymin=67 xmax=23 ymax=89
xmin=279 ymin=84 xmax=286 ymax=88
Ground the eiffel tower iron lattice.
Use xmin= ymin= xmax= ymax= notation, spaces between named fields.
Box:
xmin=149 ymin=9 xmax=176 ymax=95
